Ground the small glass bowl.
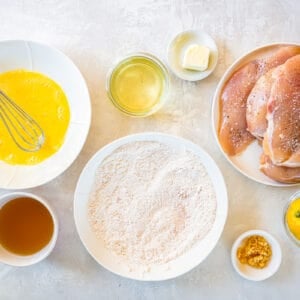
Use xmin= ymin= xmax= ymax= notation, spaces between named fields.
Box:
xmin=106 ymin=52 xmax=170 ymax=117
xmin=283 ymin=191 xmax=300 ymax=247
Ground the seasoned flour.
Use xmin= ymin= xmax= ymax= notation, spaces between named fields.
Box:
xmin=88 ymin=141 xmax=217 ymax=268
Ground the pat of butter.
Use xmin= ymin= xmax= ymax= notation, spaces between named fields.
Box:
xmin=182 ymin=44 xmax=210 ymax=71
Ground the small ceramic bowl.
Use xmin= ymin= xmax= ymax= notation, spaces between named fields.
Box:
xmin=0 ymin=192 xmax=58 ymax=266
xmin=167 ymin=29 xmax=218 ymax=81
xmin=231 ymin=230 xmax=282 ymax=281
xmin=284 ymin=191 xmax=300 ymax=246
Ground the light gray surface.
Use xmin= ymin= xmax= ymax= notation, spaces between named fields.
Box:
xmin=0 ymin=0 xmax=299 ymax=299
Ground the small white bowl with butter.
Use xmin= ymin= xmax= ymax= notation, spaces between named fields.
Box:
xmin=167 ymin=30 xmax=218 ymax=81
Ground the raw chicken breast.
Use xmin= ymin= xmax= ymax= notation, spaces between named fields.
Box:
xmin=218 ymin=61 xmax=257 ymax=155
xmin=263 ymin=54 xmax=300 ymax=167
xmin=260 ymin=154 xmax=300 ymax=183
xmin=261 ymin=45 xmax=300 ymax=71
xmin=246 ymin=68 xmax=275 ymax=139
xmin=246 ymin=46 xmax=300 ymax=139
xmin=219 ymin=45 xmax=300 ymax=155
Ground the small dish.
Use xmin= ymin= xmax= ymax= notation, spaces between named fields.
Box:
xmin=0 ymin=192 xmax=58 ymax=266
xmin=284 ymin=191 xmax=300 ymax=246
xmin=231 ymin=230 xmax=281 ymax=281
xmin=106 ymin=52 xmax=170 ymax=117
xmin=167 ymin=29 xmax=218 ymax=81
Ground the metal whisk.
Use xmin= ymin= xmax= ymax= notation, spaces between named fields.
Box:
xmin=0 ymin=90 xmax=45 ymax=152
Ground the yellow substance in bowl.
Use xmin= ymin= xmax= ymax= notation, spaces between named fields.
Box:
xmin=237 ymin=235 xmax=272 ymax=269
xmin=0 ymin=70 xmax=70 ymax=165
xmin=286 ymin=197 xmax=300 ymax=241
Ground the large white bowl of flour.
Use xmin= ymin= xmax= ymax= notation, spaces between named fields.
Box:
xmin=74 ymin=133 xmax=228 ymax=281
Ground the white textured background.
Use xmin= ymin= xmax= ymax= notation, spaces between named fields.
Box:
xmin=0 ymin=0 xmax=299 ymax=299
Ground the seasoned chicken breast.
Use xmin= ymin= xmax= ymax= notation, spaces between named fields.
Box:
xmin=219 ymin=46 xmax=300 ymax=155
xmin=260 ymin=154 xmax=300 ymax=183
xmin=263 ymin=54 xmax=300 ymax=167
xmin=218 ymin=61 xmax=257 ymax=155
xmin=246 ymin=68 xmax=275 ymax=139
xmin=246 ymin=46 xmax=300 ymax=139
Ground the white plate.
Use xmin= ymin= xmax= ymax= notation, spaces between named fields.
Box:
xmin=74 ymin=132 xmax=228 ymax=281
xmin=167 ymin=30 xmax=218 ymax=81
xmin=231 ymin=230 xmax=282 ymax=281
xmin=212 ymin=43 xmax=300 ymax=187
xmin=0 ymin=40 xmax=91 ymax=189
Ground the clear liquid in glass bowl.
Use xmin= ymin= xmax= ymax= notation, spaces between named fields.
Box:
xmin=106 ymin=53 xmax=170 ymax=117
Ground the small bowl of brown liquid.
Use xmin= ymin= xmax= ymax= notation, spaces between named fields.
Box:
xmin=0 ymin=192 xmax=58 ymax=266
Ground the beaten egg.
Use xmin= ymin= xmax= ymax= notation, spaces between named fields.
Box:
xmin=0 ymin=70 xmax=70 ymax=165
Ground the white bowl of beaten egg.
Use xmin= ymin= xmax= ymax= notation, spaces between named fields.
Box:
xmin=0 ymin=40 xmax=91 ymax=189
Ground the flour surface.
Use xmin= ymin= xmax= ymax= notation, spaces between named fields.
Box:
xmin=88 ymin=141 xmax=217 ymax=268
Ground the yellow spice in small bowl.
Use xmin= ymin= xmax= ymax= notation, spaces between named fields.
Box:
xmin=237 ymin=235 xmax=272 ymax=269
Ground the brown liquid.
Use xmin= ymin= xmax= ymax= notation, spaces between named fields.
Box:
xmin=0 ymin=197 xmax=54 ymax=255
